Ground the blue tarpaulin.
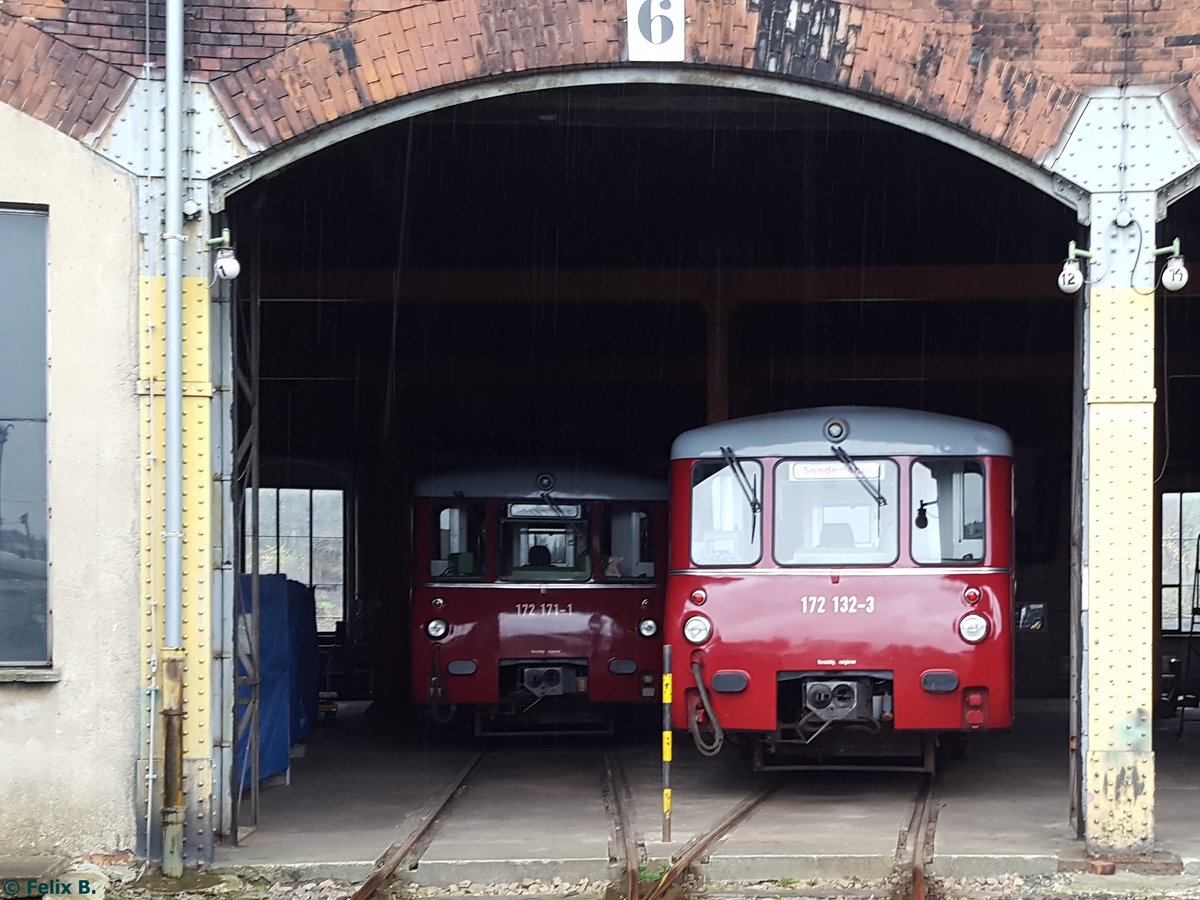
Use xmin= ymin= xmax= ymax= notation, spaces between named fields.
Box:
xmin=235 ymin=574 xmax=320 ymax=786
xmin=288 ymin=580 xmax=319 ymax=742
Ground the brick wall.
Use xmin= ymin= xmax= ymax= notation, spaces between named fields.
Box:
xmin=7 ymin=0 xmax=1194 ymax=85
xmin=2 ymin=1 xmax=1197 ymax=160
xmin=0 ymin=12 xmax=134 ymax=140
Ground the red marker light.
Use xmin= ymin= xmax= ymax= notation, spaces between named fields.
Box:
xmin=963 ymin=587 xmax=982 ymax=605
xmin=690 ymin=589 xmax=707 ymax=605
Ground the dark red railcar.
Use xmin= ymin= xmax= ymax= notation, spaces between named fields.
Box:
xmin=667 ymin=408 xmax=1014 ymax=769
xmin=410 ymin=466 xmax=667 ymax=733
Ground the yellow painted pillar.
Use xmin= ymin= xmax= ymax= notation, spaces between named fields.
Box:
xmin=139 ymin=273 xmax=214 ymax=861
xmin=1080 ymin=192 xmax=1156 ymax=856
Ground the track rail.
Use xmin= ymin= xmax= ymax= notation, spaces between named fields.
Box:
xmin=642 ymin=777 xmax=783 ymax=900
xmin=895 ymin=773 xmax=937 ymax=900
xmin=640 ymin=768 xmax=937 ymax=900
xmin=347 ymin=748 xmax=936 ymax=900
xmin=351 ymin=752 xmax=485 ymax=900
xmin=603 ymin=751 xmax=641 ymax=900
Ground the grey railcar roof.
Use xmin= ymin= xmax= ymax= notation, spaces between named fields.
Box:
xmin=671 ymin=407 xmax=1012 ymax=459
xmin=414 ymin=465 xmax=668 ymax=501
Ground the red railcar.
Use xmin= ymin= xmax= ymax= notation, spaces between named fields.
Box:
xmin=667 ymin=408 xmax=1014 ymax=769
xmin=410 ymin=466 xmax=667 ymax=733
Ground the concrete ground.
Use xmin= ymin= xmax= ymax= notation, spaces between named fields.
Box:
xmin=208 ymin=699 xmax=1200 ymax=889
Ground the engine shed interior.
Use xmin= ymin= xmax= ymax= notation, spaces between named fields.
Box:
xmin=218 ymin=82 xmax=1200 ymax=839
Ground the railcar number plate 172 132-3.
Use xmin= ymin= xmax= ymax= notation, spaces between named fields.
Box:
xmin=798 ymin=595 xmax=876 ymax=614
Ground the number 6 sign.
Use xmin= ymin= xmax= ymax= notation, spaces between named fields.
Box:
xmin=626 ymin=0 xmax=685 ymax=61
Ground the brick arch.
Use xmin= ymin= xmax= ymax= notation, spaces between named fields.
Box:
xmin=0 ymin=12 xmax=136 ymax=142
xmin=209 ymin=0 xmax=1082 ymax=174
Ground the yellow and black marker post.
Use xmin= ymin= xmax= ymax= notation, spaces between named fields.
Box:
xmin=662 ymin=643 xmax=672 ymax=842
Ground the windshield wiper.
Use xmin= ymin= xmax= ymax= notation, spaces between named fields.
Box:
xmin=539 ymin=489 xmax=567 ymax=518
xmin=719 ymin=446 xmax=762 ymax=541
xmin=534 ymin=490 xmax=587 ymax=556
xmin=831 ymin=445 xmax=887 ymax=507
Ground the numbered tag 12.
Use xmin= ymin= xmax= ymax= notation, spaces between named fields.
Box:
xmin=626 ymin=0 xmax=685 ymax=62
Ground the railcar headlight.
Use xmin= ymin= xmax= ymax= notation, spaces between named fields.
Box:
xmin=426 ymin=618 xmax=449 ymax=640
xmin=638 ymin=618 xmax=658 ymax=638
xmin=958 ymin=613 xmax=989 ymax=644
xmin=683 ymin=614 xmax=713 ymax=645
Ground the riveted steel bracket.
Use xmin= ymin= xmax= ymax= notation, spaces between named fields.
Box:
xmin=96 ymin=79 xmax=248 ymax=181
xmin=95 ymin=77 xmax=249 ymax=277
xmin=1046 ymin=88 xmax=1200 ymax=222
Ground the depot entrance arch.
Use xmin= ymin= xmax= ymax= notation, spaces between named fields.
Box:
xmin=187 ymin=1 xmax=1190 ymax=864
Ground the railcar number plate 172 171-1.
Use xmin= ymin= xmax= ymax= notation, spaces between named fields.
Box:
xmin=514 ymin=603 xmax=575 ymax=615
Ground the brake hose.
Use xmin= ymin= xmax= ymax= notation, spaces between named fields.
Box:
xmin=688 ymin=660 xmax=725 ymax=756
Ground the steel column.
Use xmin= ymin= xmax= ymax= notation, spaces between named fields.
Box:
xmin=1078 ymin=191 xmax=1157 ymax=855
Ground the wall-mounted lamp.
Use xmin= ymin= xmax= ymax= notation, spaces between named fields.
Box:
xmin=1057 ymin=240 xmax=1093 ymax=294
xmin=1154 ymin=237 xmax=1188 ymax=293
xmin=205 ymin=228 xmax=240 ymax=281
xmin=1059 ymin=237 xmax=1188 ymax=294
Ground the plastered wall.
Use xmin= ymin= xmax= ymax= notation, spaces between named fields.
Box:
xmin=0 ymin=101 xmax=141 ymax=856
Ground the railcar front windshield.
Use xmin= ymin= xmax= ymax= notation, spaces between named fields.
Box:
xmin=602 ymin=505 xmax=658 ymax=581
xmin=773 ymin=459 xmax=900 ymax=565
xmin=690 ymin=459 xmax=763 ymax=566
xmin=499 ymin=502 xmax=592 ymax=582
xmin=911 ymin=458 xmax=986 ymax=564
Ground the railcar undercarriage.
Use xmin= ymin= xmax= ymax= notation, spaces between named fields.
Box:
xmin=752 ymin=727 xmax=938 ymax=772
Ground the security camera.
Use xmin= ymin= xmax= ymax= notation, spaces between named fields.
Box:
xmin=1162 ymin=255 xmax=1189 ymax=293
xmin=213 ymin=247 xmax=241 ymax=281
xmin=1057 ymin=258 xmax=1084 ymax=294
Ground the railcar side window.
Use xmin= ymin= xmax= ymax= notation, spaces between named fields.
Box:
xmin=911 ymin=459 xmax=985 ymax=565
xmin=431 ymin=503 xmax=485 ymax=580
xmin=499 ymin=504 xmax=591 ymax=582
xmin=773 ymin=459 xmax=899 ymax=566
xmin=602 ymin=506 xmax=656 ymax=580
xmin=690 ymin=460 xmax=763 ymax=566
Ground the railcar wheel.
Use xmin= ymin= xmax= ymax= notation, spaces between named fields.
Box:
xmin=922 ymin=734 xmax=937 ymax=774
xmin=935 ymin=732 xmax=968 ymax=766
